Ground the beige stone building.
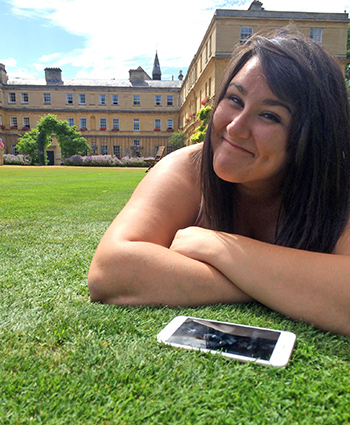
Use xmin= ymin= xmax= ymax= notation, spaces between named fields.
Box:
xmin=0 ymin=54 xmax=183 ymax=163
xmin=180 ymin=0 xmax=349 ymax=139
xmin=0 ymin=0 xmax=348 ymax=162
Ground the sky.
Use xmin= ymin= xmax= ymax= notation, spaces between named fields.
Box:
xmin=1 ymin=0 xmax=350 ymax=82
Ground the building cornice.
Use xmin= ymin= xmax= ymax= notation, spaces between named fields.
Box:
xmin=215 ymin=9 xmax=349 ymax=22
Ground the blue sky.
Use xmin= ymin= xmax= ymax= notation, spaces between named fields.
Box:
xmin=1 ymin=0 xmax=350 ymax=82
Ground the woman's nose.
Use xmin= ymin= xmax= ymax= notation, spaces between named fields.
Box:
xmin=226 ymin=112 xmax=251 ymax=140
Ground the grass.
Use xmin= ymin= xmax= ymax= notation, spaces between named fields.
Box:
xmin=1 ymin=165 xmax=350 ymax=424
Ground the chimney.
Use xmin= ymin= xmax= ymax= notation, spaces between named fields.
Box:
xmin=248 ymin=0 xmax=264 ymax=11
xmin=0 ymin=63 xmax=8 ymax=85
xmin=45 ymin=67 xmax=63 ymax=85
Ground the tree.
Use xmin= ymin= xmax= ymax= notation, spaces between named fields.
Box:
xmin=16 ymin=128 xmax=51 ymax=164
xmin=169 ymin=130 xmax=187 ymax=150
xmin=17 ymin=114 xmax=89 ymax=164
xmin=37 ymin=114 xmax=89 ymax=158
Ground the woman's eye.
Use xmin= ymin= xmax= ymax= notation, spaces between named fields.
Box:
xmin=228 ymin=95 xmax=243 ymax=107
xmin=261 ymin=112 xmax=281 ymax=123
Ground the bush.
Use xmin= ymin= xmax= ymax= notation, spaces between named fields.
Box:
xmin=3 ymin=154 xmax=32 ymax=165
xmin=62 ymin=155 xmax=152 ymax=167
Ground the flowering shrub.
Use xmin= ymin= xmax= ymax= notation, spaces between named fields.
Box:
xmin=62 ymin=155 xmax=153 ymax=167
xmin=201 ymin=96 xmax=210 ymax=105
xmin=4 ymin=154 xmax=32 ymax=165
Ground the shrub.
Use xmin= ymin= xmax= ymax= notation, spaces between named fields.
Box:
xmin=62 ymin=155 xmax=152 ymax=167
xmin=3 ymin=154 xmax=32 ymax=165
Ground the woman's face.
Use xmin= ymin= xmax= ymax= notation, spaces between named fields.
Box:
xmin=211 ymin=56 xmax=292 ymax=194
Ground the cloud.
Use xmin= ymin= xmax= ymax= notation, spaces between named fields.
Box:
xmin=5 ymin=0 xmax=350 ymax=80
xmin=0 ymin=57 xmax=17 ymax=67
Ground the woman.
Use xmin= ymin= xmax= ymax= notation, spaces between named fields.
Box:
xmin=88 ymin=30 xmax=350 ymax=335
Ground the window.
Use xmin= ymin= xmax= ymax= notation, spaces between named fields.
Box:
xmin=79 ymin=94 xmax=86 ymax=104
xmin=10 ymin=116 xmax=18 ymax=128
xmin=80 ymin=118 xmax=87 ymax=129
xmin=21 ymin=93 xmax=29 ymax=104
xmin=112 ymin=118 xmax=120 ymax=130
xmin=67 ymin=118 xmax=74 ymax=127
xmin=8 ymin=93 xmax=16 ymax=103
xmin=44 ymin=93 xmax=51 ymax=104
xmin=133 ymin=139 xmax=140 ymax=147
xmin=133 ymin=95 xmax=141 ymax=106
xmin=23 ymin=117 xmax=30 ymax=128
xmin=167 ymin=119 xmax=173 ymax=130
xmin=12 ymin=144 xmax=18 ymax=155
xmin=133 ymin=118 xmax=140 ymax=131
xmin=101 ymin=145 xmax=108 ymax=155
xmin=112 ymin=95 xmax=119 ymax=105
xmin=310 ymin=28 xmax=322 ymax=43
xmin=240 ymin=27 xmax=253 ymax=43
xmin=99 ymin=94 xmax=106 ymax=105
xmin=167 ymin=95 xmax=174 ymax=106
xmin=113 ymin=145 xmax=120 ymax=157
xmin=155 ymin=95 xmax=162 ymax=106
xmin=66 ymin=94 xmax=73 ymax=104
xmin=100 ymin=118 xmax=107 ymax=129
xmin=154 ymin=119 xmax=161 ymax=130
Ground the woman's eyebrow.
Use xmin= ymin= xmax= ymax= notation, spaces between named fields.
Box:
xmin=229 ymin=82 xmax=246 ymax=94
xmin=263 ymin=99 xmax=292 ymax=114
xmin=228 ymin=82 xmax=292 ymax=114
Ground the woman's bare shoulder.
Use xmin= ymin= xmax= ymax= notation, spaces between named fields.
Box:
xmin=333 ymin=219 xmax=350 ymax=255
xmin=107 ymin=144 xmax=203 ymax=246
xmin=152 ymin=143 xmax=202 ymax=174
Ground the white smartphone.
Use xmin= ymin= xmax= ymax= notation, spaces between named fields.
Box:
xmin=157 ymin=316 xmax=296 ymax=367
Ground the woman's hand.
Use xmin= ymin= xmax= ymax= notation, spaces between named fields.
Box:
xmin=170 ymin=227 xmax=228 ymax=265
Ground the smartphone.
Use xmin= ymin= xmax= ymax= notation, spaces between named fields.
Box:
xmin=157 ymin=316 xmax=296 ymax=367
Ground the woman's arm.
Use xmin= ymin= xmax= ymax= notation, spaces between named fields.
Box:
xmin=170 ymin=227 xmax=350 ymax=335
xmin=88 ymin=145 xmax=252 ymax=306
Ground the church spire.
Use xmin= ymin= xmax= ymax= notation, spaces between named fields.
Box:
xmin=152 ymin=51 xmax=161 ymax=80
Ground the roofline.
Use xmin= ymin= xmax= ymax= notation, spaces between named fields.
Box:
xmin=215 ymin=8 xmax=349 ymax=22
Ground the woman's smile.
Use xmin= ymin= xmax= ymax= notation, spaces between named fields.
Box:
xmin=222 ymin=137 xmax=255 ymax=156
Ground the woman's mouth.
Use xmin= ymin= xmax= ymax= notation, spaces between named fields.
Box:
xmin=223 ymin=138 xmax=255 ymax=156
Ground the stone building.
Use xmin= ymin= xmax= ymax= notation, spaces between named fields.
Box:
xmin=0 ymin=54 xmax=182 ymax=162
xmin=0 ymin=0 xmax=348 ymax=161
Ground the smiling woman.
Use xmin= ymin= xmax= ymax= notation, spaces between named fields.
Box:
xmin=88 ymin=29 xmax=350 ymax=335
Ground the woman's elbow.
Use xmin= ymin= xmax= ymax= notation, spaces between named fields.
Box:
xmin=88 ymin=266 xmax=108 ymax=303
xmin=87 ymin=244 xmax=141 ymax=305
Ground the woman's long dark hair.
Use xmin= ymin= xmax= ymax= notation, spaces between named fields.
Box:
xmin=200 ymin=29 xmax=350 ymax=253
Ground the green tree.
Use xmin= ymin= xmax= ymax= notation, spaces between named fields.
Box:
xmin=37 ymin=114 xmax=89 ymax=158
xmin=169 ymin=130 xmax=187 ymax=150
xmin=17 ymin=114 xmax=89 ymax=164
xmin=16 ymin=128 xmax=48 ymax=164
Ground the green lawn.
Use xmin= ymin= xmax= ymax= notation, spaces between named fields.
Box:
xmin=1 ymin=165 xmax=350 ymax=424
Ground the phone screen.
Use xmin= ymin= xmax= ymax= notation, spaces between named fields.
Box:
xmin=166 ymin=317 xmax=280 ymax=361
